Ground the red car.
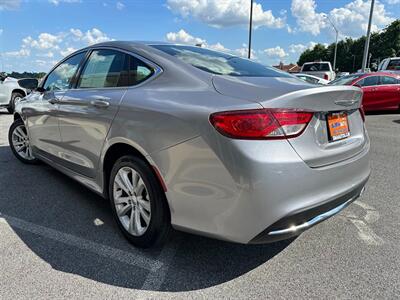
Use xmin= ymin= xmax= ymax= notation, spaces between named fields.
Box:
xmin=330 ymin=72 xmax=400 ymax=112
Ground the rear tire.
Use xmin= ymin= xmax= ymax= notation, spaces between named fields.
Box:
xmin=8 ymin=118 xmax=39 ymax=164
xmin=7 ymin=92 xmax=24 ymax=114
xmin=109 ymin=155 xmax=171 ymax=248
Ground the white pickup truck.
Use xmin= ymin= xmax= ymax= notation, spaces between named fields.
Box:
xmin=0 ymin=75 xmax=38 ymax=113
xmin=300 ymin=62 xmax=336 ymax=81
xmin=378 ymin=57 xmax=400 ymax=72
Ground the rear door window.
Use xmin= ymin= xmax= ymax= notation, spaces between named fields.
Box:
xmin=380 ymin=76 xmax=399 ymax=85
xmin=78 ymin=49 xmax=126 ymax=89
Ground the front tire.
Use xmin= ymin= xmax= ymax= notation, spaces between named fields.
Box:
xmin=109 ymin=156 xmax=171 ymax=248
xmin=8 ymin=118 xmax=39 ymax=164
xmin=7 ymin=92 xmax=24 ymax=114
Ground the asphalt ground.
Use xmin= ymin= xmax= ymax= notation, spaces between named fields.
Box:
xmin=0 ymin=110 xmax=399 ymax=299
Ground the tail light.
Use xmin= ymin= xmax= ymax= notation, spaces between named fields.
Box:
xmin=359 ymin=106 xmax=366 ymax=122
xmin=209 ymin=109 xmax=313 ymax=140
xmin=324 ymin=74 xmax=329 ymax=80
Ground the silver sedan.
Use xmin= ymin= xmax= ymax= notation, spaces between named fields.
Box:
xmin=9 ymin=42 xmax=370 ymax=248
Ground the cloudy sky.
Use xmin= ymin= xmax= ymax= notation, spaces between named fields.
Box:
xmin=0 ymin=0 xmax=399 ymax=72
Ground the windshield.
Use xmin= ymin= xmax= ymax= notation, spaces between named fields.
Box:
xmin=329 ymin=75 xmax=361 ymax=85
xmin=151 ymin=45 xmax=291 ymax=78
xmin=302 ymin=63 xmax=330 ymax=72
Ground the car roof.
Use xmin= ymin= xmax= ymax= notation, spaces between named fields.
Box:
xmin=357 ymin=72 xmax=400 ymax=77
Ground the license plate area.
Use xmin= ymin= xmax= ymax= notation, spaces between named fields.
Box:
xmin=327 ymin=112 xmax=350 ymax=142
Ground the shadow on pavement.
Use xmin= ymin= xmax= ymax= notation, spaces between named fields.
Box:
xmin=0 ymin=146 xmax=292 ymax=291
xmin=366 ymin=110 xmax=399 ymax=116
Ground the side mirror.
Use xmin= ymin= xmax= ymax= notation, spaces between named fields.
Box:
xmin=354 ymin=83 xmax=361 ymax=88
xmin=36 ymin=87 xmax=46 ymax=93
xmin=18 ymin=78 xmax=39 ymax=90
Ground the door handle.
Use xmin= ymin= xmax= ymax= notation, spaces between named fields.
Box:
xmin=90 ymin=99 xmax=110 ymax=108
xmin=48 ymin=98 xmax=60 ymax=105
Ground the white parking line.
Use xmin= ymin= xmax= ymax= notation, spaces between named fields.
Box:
xmin=141 ymin=238 xmax=180 ymax=290
xmin=0 ymin=213 xmax=164 ymax=272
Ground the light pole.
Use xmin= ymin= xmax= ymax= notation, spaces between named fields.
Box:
xmin=325 ymin=15 xmax=339 ymax=72
xmin=362 ymin=0 xmax=375 ymax=72
xmin=248 ymin=0 xmax=253 ymax=59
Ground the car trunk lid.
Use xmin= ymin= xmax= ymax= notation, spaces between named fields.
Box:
xmin=212 ymin=75 xmax=367 ymax=168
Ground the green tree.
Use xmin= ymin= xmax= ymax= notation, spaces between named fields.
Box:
xmin=297 ymin=19 xmax=400 ymax=72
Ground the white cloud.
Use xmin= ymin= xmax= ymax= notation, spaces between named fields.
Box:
xmin=165 ymin=29 xmax=257 ymax=59
xmin=81 ymin=28 xmax=112 ymax=45
xmin=49 ymin=0 xmax=81 ymax=5
xmin=291 ymin=0 xmax=327 ymax=35
xmin=3 ymin=48 xmax=30 ymax=57
xmin=0 ymin=0 xmax=21 ymax=10
xmin=23 ymin=33 xmax=62 ymax=50
xmin=329 ymin=0 xmax=394 ymax=37
xmin=291 ymin=0 xmax=394 ymax=38
xmin=289 ymin=42 xmax=317 ymax=54
xmin=70 ymin=28 xmax=83 ymax=39
xmin=116 ymin=1 xmax=125 ymax=10
xmin=37 ymin=51 xmax=55 ymax=58
xmin=167 ymin=0 xmax=285 ymax=29
xmin=386 ymin=0 xmax=400 ymax=4
xmin=1 ymin=27 xmax=112 ymax=72
xmin=264 ymin=46 xmax=288 ymax=59
xmin=60 ymin=47 xmax=77 ymax=57
xmin=166 ymin=29 xmax=206 ymax=45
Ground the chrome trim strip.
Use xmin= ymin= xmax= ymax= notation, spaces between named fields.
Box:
xmin=334 ymin=99 xmax=359 ymax=106
xmin=268 ymin=187 xmax=364 ymax=236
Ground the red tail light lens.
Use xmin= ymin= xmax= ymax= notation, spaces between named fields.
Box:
xmin=324 ymin=74 xmax=329 ymax=80
xmin=210 ymin=109 xmax=313 ymax=139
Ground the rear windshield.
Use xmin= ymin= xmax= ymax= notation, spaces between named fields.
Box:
xmin=150 ymin=44 xmax=291 ymax=78
xmin=329 ymin=75 xmax=361 ymax=85
xmin=387 ymin=59 xmax=400 ymax=70
xmin=302 ymin=63 xmax=330 ymax=72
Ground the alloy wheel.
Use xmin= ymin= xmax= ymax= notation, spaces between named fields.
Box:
xmin=113 ymin=167 xmax=151 ymax=236
xmin=11 ymin=124 xmax=35 ymax=161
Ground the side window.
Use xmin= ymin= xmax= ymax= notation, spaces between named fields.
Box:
xmin=119 ymin=54 xmax=154 ymax=86
xmin=43 ymin=52 xmax=86 ymax=91
xmin=380 ymin=76 xmax=399 ymax=85
xmin=78 ymin=49 xmax=126 ymax=89
xmin=359 ymin=76 xmax=379 ymax=87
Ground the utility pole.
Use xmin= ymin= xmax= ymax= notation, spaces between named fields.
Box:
xmin=361 ymin=0 xmax=375 ymax=72
xmin=325 ymin=15 xmax=339 ymax=72
xmin=248 ymin=0 xmax=253 ymax=59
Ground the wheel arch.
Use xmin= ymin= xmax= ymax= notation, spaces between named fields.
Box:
xmin=11 ymin=89 xmax=26 ymax=98
xmin=13 ymin=112 xmax=22 ymax=121
xmin=102 ymin=141 xmax=168 ymax=198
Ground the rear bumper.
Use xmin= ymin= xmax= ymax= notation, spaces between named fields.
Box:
xmin=249 ymin=178 xmax=367 ymax=244
xmin=152 ymin=133 xmax=370 ymax=244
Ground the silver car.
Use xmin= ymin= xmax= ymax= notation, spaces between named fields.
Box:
xmin=9 ymin=42 xmax=370 ymax=248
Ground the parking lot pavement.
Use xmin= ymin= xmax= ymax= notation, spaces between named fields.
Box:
xmin=0 ymin=109 xmax=400 ymax=299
